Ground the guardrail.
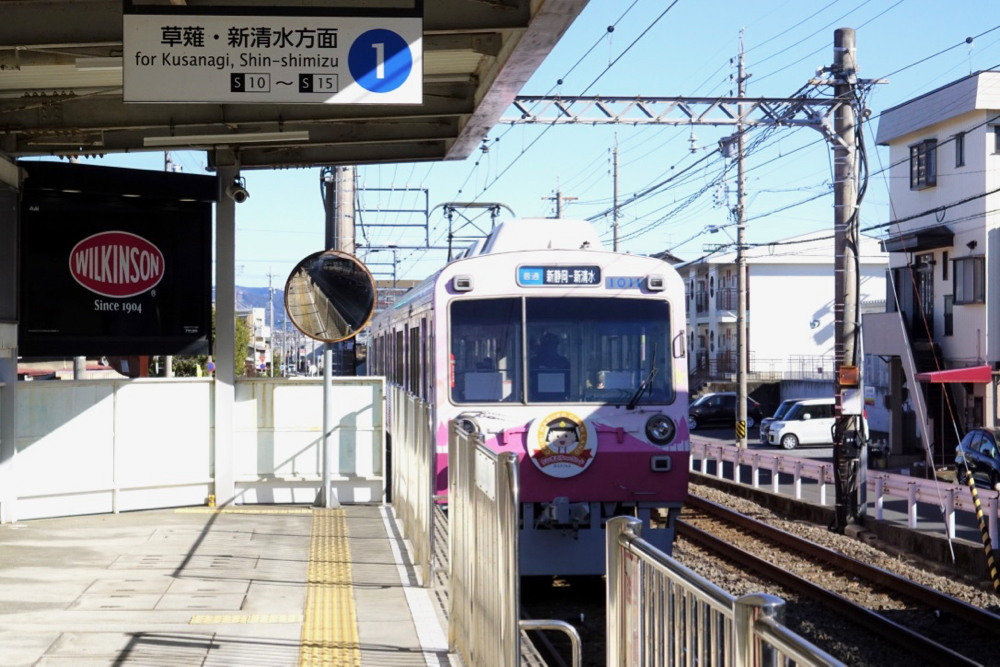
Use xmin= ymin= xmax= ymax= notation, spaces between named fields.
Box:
xmin=388 ymin=386 xmax=435 ymax=587
xmin=690 ymin=441 xmax=1000 ymax=545
xmin=448 ymin=421 xmax=580 ymax=667
xmin=606 ymin=516 xmax=842 ymax=666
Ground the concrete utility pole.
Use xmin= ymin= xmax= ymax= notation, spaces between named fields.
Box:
xmin=335 ymin=165 xmax=356 ymax=255
xmin=613 ymin=133 xmax=620 ymax=251
xmin=268 ymin=268 xmax=274 ymax=377
xmin=735 ymin=31 xmax=748 ymax=449
xmin=543 ymin=189 xmax=577 ymax=218
xmin=832 ymin=28 xmax=862 ymax=529
xmin=736 ymin=30 xmax=747 ymax=449
xmin=164 ymin=151 xmax=179 ymax=378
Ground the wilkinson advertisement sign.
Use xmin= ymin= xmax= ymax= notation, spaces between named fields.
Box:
xmin=70 ymin=231 xmax=165 ymax=298
xmin=18 ymin=161 xmax=216 ymax=356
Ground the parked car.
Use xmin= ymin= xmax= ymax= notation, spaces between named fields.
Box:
xmin=956 ymin=428 xmax=1000 ymax=492
xmin=767 ymin=398 xmax=836 ymax=449
xmin=759 ymin=398 xmax=807 ymax=444
xmin=687 ymin=392 xmax=762 ymax=430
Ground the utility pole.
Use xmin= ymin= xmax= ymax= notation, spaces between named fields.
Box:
xmin=735 ymin=31 xmax=748 ymax=449
xmin=164 ymin=151 xmax=180 ymax=378
xmin=832 ymin=28 xmax=861 ymax=530
xmin=335 ymin=165 xmax=356 ymax=255
xmin=543 ymin=189 xmax=577 ymax=218
xmin=613 ymin=133 xmax=620 ymax=251
xmin=268 ymin=268 xmax=274 ymax=377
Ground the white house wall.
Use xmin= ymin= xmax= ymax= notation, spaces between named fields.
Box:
xmin=883 ymin=104 xmax=1000 ymax=363
xmin=748 ymin=264 xmax=886 ymax=367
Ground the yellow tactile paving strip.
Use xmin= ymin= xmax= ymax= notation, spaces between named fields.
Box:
xmin=300 ymin=508 xmax=361 ymax=667
xmin=190 ymin=614 xmax=304 ymax=624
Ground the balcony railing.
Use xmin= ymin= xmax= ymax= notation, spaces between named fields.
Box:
xmin=695 ymin=292 xmax=709 ymax=314
xmin=716 ymin=288 xmax=739 ymax=311
xmin=690 ymin=354 xmax=836 ymax=383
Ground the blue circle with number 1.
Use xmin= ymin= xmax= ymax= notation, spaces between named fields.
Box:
xmin=349 ymin=29 xmax=412 ymax=93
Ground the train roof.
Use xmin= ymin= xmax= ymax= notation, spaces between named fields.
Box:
xmin=474 ymin=218 xmax=605 ymax=256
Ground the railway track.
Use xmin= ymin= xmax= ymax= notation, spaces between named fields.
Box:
xmin=679 ymin=494 xmax=1000 ymax=666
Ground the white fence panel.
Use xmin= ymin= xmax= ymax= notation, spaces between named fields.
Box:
xmin=16 ymin=382 xmax=117 ymax=519
xmin=113 ymin=380 xmax=213 ymax=512
xmin=234 ymin=377 xmax=385 ymax=505
xmin=7 ymin=376 xmax=385 ymax=522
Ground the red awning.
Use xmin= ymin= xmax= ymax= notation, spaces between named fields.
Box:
xmin=915 ymin=365 xmax=993 ymax=383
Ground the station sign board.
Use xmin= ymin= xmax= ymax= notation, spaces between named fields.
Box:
xmin=123 ymin=2 xmax=422 ymax=104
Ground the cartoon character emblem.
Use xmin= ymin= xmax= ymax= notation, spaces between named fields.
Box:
xmin=528 ymin=411 xmax=598 ymax=478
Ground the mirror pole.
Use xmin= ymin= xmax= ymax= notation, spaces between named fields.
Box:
xmin=322 ymin=343 xmax=338 ymax=508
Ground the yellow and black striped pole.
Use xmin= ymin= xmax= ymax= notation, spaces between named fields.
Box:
xmin=736 ymin=420 xmax=746 ymax=441
xmin=964 ymin=469 xmax=1000 ymax=595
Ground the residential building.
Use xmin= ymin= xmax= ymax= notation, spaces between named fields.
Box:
xmin=238 ymin=307 xmax=271 ymax=374
xmin=678 ymin=230 xmax=887 ymax=389
xmin=871 ymin=71 xmax=1000 ymax=461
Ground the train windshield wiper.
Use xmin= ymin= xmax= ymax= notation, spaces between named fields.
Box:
xmin=626 ymin=345 xmax=657 ymax=410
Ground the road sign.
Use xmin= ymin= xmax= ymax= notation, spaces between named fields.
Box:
xmin=123 ymin=9 xmax=422 ymax=104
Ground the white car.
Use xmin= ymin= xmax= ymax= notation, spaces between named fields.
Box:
xmin=767 ymin=398 xmax=836 ymax=449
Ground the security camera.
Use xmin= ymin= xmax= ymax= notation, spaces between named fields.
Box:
xmin=225 ymin=177 xmax=249 ymax=203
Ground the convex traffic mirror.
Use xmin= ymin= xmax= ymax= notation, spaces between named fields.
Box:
xmin=284 ymin=250 xmax=376 ymax=343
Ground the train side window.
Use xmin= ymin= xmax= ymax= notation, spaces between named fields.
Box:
xmin=394 ymin=330 xmax=404 ymax=386
xmin=420 ymin=318 xmax=428 ymax=400
xmin=450 ymin=298 xmax=523 ymax=404
xmin=409 ymin=325 xmax=420 ymax=395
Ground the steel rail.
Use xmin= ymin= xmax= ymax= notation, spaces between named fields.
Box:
xmin=678 ymin=501 xmax=983 ymax=666
xmin=686 ymin=494 xmax=1000 ymax=635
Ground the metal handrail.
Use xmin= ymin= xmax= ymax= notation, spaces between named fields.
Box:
xmin=606 ymin=516 xmax=843 ymax=666
xmin=388 ymin=386 xmax=435 ymax=586
xmin=690 ymin=440 xmax=1000 ymax=545
xmin=448 ymin=422 xmax=581 ymax=667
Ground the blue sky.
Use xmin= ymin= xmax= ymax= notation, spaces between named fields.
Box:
xmin=75 ymin=1 xmax=1000 ymax=289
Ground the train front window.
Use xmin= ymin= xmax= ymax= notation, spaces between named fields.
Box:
xmin=526 ymin=297 xmax=672 ymax=404
xmin=450 ymin=298 xmax=523 ymax=404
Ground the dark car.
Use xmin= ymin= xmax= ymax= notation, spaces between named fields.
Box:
xmin=687 ymin=392 xmax=762 ymax=430
xmin=759 ymin=398 xmax=806 ymax=444
xmin=956 ymin=428 xmax=1000 ymax=492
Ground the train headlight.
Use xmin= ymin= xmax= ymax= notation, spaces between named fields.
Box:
xmin=645 ymin=414 xmax=676 ymax=445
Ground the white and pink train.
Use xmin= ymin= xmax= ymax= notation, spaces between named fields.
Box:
xmin=368 ymin=218 xmax=690 ymax=575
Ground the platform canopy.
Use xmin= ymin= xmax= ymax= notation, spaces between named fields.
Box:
xmin=914 ymin=365 xmax=993 ymax=383
xmin=0 ymin=0 xmax=589 ymax=171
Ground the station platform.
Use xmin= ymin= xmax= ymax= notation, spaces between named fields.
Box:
xmin=0 ymin=504 xmax=457 ymax=667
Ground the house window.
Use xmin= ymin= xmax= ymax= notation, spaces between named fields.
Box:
xmin=944 ymin=295 xmax=953 ymax=336
xmin=953 ymin=256 xmax=985 ymax=304
xmin=910 ymin=139 xmax=937 ymax=189
xmin=942 ymin=251 xmax=948 ymax=281
xmin=994 ymin=126 xmax=1000 ymax=153
xmin=955 ymin=132 xmax=965 ymax=167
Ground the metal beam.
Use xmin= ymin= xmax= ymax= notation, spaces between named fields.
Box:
xmin=503 ymin=95 xmax=845 ymax=134
xmin=215 ymin=141 xmax=447 ymax=169
xmin=14 ymin=118 xmax=459 ymax=154
xmin=0 ymin=86 xmax=475 ymax=132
